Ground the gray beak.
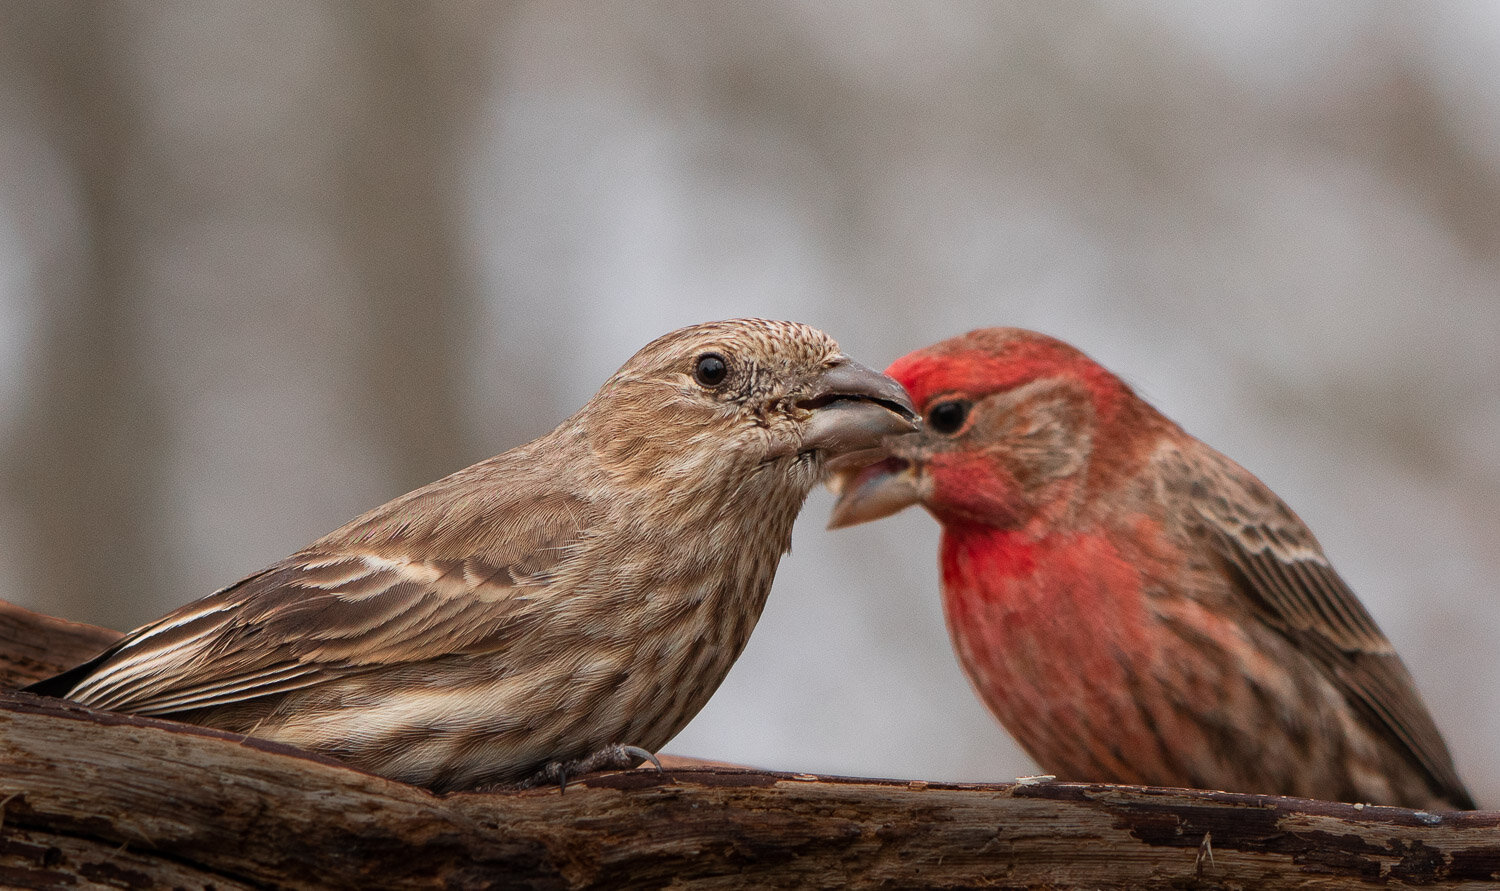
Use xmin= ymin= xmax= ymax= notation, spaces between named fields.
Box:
xmin=826 ymin=455 xmax=923 ymax=529
xmin=797 ymin=357 xmax=918 ymax=457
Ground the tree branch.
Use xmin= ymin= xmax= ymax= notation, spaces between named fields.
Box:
xmin=1 ymin=599 xmax=1495 ymax=889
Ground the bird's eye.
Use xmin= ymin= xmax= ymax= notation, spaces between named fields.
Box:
xmin=693 ymin=353 xmax=728 ymax=388
xmin=927 ymin=399 xmax=971 ymax=435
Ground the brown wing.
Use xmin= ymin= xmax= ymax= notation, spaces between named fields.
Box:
xmin=37 ymin=486 xmax=595 ymax=718
xmin=1158 ymin=443 xmax=1474 ymax=809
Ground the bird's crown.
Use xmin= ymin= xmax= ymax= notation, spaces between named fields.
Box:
xmin=888 ymin=327 xmax=1131 ymax=422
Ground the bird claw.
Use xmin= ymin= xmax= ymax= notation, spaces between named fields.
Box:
xmin=520 ymin=743 xmax=663 ymax=793
xmin=619 ymin=745 xmax=665 ymax=773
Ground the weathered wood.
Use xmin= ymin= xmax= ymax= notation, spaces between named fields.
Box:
xmin=0 ymin=599 xmax=119 ymax=689
xmin=1 ymin=600 xmax=1496 ymax=889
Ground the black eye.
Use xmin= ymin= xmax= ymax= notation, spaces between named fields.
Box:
xmin=693 ymin=353 xmax=728 ymax=387
xmin=927 ymin=399 xmax=971 ymax=435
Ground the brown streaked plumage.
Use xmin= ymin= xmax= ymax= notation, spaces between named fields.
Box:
xmin=830 ymin=327 xmax=1474 ymax=810
xmin=26 ymin=319 xmax=916 ymax=792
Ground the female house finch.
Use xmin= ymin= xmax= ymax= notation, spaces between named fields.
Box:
xmin=27 ymin=319 xmax=916 ymax=792
xmin=830 ymin=328 xmax=1474 ymax=810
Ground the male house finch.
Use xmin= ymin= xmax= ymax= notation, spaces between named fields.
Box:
xmin=27 ymin=319 xmax=916 ymax=792
xmin=830 ymin=328 xmax=1473 ymax=810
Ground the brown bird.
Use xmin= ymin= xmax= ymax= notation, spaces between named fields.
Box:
xmin=830 ymin=327 xmax=1473 ymax=810
xmin=27 ymin=319 xmax=916 ymax=792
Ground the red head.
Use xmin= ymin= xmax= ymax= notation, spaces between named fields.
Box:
xmin=829 ymin=328 xmax=1168 ymax=531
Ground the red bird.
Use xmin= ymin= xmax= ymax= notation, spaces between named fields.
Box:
xmin=830 ymin=328 xmax=1474 ymax=810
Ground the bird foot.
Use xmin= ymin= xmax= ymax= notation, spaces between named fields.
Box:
xmin=519 ymin=744 xmax=664 ymax=792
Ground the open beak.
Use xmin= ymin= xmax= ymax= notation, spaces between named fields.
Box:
xmin=812 ymin=359 xmax=926 ymax=530
xmin=797 ymin=357 xmax=918 ymax=457
xmin=826 ymin=453 xmax=923 ymax=529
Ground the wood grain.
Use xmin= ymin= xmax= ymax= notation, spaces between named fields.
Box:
xmin=0 ymin=600 xmax=119 ymax=689
xmin=1 ymin=598 xmax=1495 ymax=889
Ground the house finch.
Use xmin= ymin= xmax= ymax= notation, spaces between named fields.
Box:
xmin=26 ymin=319 xmax=916 ymax=792
xmin=829 ymin=328 xmax=1474 ymax=810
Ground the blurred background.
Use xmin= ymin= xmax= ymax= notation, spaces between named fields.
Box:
xmin=0 ymin=2 xmax=1496 ymax=805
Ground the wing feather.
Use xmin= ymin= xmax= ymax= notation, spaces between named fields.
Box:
xmin=53 ymin=554 xmax=544 ymax=715
xmin=112 ymin=664 xmax=327 ymax=716
xmin=44 ymin=483 xmax=593 ymax=717
xmin=34 ymin=471 xmax=601 ymax=716
xmin=1157 ymin=443 xmax=1473 ymax=809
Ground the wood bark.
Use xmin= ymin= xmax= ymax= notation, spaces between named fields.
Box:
xmin=1 ymin=599 xmax=1495 ymax=890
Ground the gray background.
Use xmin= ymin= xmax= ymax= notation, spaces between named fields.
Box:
xmin=1 ymin=2 xmax=1495 ymax=806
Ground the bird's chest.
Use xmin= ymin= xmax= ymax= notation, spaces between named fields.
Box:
xmin=938 ymin=526 xmax=1158 ymax=724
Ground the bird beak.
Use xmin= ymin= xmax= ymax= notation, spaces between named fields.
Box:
xmin=797 ymin=357 xmax=918 ymax=457
xmin=826 ymin=453 xmax=923 ymax=529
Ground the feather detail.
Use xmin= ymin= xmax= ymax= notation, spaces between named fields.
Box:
xmin=1159 ymin=438 xmax=1472 ymax=809
xmin=27 ymin=319 xmax=916 ymax=792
